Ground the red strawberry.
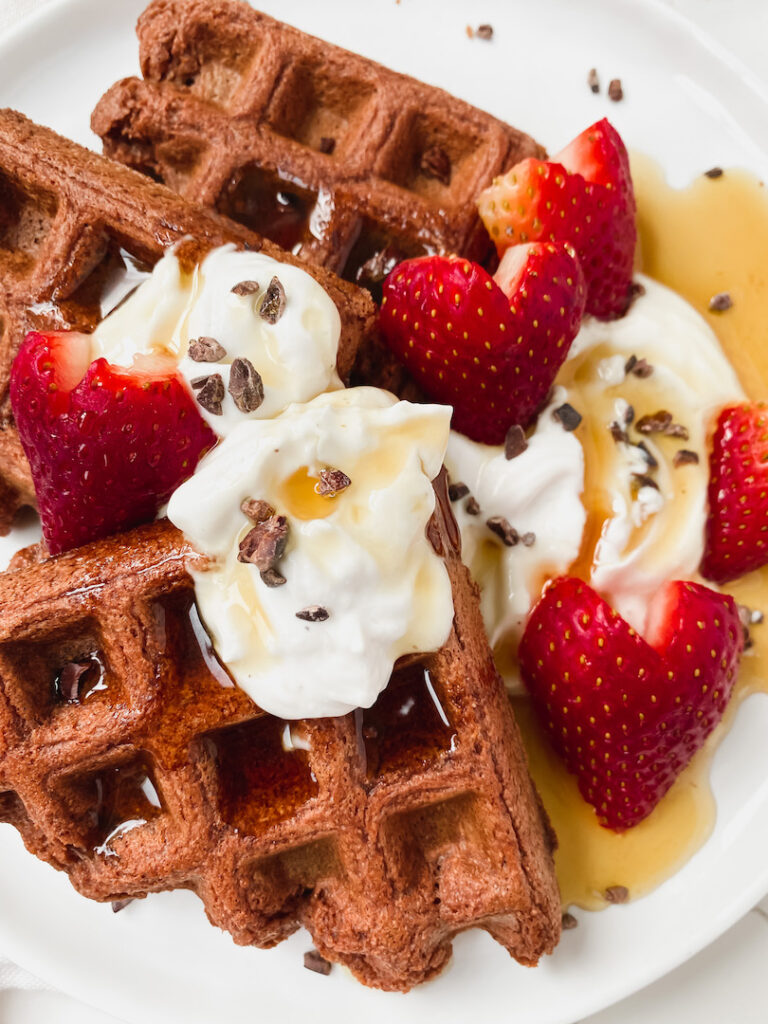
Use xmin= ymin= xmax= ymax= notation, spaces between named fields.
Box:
xmin=379 ymin=244 xmax=586 ymax=444
xmin=701 ymin=402 xmax=768 ymax=584
xmin=477 ymin=119 xmax=636 ymax=319
xmin=519 ymin=576 xmax=742 ymax=830
xmin=10 ymin=330 xmax=217 ymax=554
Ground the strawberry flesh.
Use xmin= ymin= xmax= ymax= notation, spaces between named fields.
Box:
xmin=379 ymin=245 xmax=585 ymax=444
xmin=477 ymin=119 xmax=636 ymax=320
xmin=519 ymin=577 xmax=742 ymax=829
xmin=11 ymin=330 xmax=217 ymax=554
xmin=701 ymin=402 xmax=768 ymax=584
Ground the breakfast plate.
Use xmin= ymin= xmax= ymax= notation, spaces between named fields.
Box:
xmin=1 ymin=1 xmax=768 ymax=1023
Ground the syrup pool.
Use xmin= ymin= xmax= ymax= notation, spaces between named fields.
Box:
xmin=515 ymin=154 xmax=768 ymax=910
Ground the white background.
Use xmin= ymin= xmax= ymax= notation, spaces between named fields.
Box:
xmin=1 ymin=1 xmax=768 ymax=1022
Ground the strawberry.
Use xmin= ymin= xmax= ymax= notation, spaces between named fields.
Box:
xmin=10 ymin=331 xmax=217 ymax=554
xmin=701 ymin=402 xmax=768 ymax=584
xmin=379 ymin=244 xmax=585 ymax=444
xmin=519 ymin=576 xmax=742 ymax=829
xmin=477 ymin=118 xmax=636 ymax=319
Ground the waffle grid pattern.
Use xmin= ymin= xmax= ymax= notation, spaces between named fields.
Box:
xmin=92 ymin=0 xmax=546 ymax=295
xmin=0 ymin=483 xmax=559 ymax=989
xmin=0 ymin=109 xmax=375 ymax=528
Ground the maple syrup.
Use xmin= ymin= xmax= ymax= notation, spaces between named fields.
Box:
xmin=216 ymin=165 xmax=320 ymax=254
xmin=516 ymin=155 xmax=768 ymax=909
xmin=208 ymin=715 xmax=318 ymax=834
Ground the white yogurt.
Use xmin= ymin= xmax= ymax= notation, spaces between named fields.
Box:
xmin=167 ymin=387 xmax=454 ymax=719
xmin=91 ymin=245 xmax=343 ymax=435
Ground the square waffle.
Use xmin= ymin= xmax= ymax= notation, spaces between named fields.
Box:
xmin=0 ymin=111 xmax=560 ymax=989
xmin=0 ymin=109 xmax=375 ymax=530
xmin=0 ymin=483 xmax=560 ymax=991
xmin=92 ymin=0 xmax=545 ymax=299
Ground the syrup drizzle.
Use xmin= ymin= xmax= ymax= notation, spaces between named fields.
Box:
xmin=516 ymin=155 xmax=768 ymax=909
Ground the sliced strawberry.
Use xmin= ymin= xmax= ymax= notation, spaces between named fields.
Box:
xmin=477 ymin=119 xmax=636 ymax=319
xmin=701 ymin=402 xmax=768 ymax=584
xmin=379 ymin=245 xmax=585 ymax=444
xmin=519 ymin=577 xmax=742 ymax=830
xmin=10 ymin=330 xmax=217 ymax=554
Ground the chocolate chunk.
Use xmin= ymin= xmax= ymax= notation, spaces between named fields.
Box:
xmin=610 ymin=422 xmax=629 ymax=443
xmin=231 ymin=280 xmax=260 ymax=296
xmin=632 ymin=473 xmax=659 ymax=492
xmin=420 ymin=145 xmax=452 ymax=186
xmin=521 ymin=531 xmax=536 ymax=547
xmin=486 ymin=516 xmax=519 ymax=547
xmin=319 ymin=136 xmax=336 ymax=155
xmin=228 ymin=357 xmax=264 ymax=414
xmin=448 ymin=481 xmax=470 ymax=502
xmin=562 ymin=911 xmax=578 ymax=930
xmin=627 ymin=356 xmax=653 ymax=378
xmin=260 ymin=568 xmax=287 ymax=588
xmin=241 ymin=498 xmax=275 ymax=523
xmin=316 ymin=468 xmax=351 ymax=497
xmin=636 ymin=410 xmax=673 ymax=435
xmin=587 ymin=68 xmax=600 ymax=93
xmin=634 ymin=441 xmax=658 ymax=470
xmin=709 ymin=291 xmax=733 ymax=312
xmin=238 ymin=515 xmax=289 ymax=572
xmin=704 ymin=166 xmax=724 ymax=179
xmin=56 ymin=661 xmax=91 ymax=703
xmin=604 ymin=884 xmax=629 ymax=904
xmin=476 ymin=23 xmax=494 ymax=39
xmin=194 ymin=373 xmax=225 ymax=416
xmin=304 ymin=949 xmax=332 ymax=975
xmin=259 ymin=276 xmax=287 ymax=324
xmin=625 ymin=280 xmax=646 ymax=313
xmin=666 ymin=423 xmax=689 ymax=440
xmin=464 ymin=496 xmax=481 ymax=516
xmin=188 ymin=336 xmax=226 ymax=362
xmin=111 ymin=898 xmax=134 ymax=913
xmin=607 ymin=78 xmax=624 ymax=102
xmin=624 ymin=404 xmax=635 ymax=425
xmin=673 ymin=449 xmax=699 ymax=467
xmin=296 ymin=605 xmax=330 ymax=622
xmin=553 ymin=403 xmax=582 ymax=431
xmin=504 ymin=423 xmax=528 ymax=459
xmin=362 ymin=724 xmax=378 ymax=740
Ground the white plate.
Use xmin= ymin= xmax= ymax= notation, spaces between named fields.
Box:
xmin=1 ymin=2 xmax=768 ymax=1023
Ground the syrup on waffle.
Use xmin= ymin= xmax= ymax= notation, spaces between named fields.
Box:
xmin=92 ymin=0 xmax=546 ymax=302
xmin=0 ymin=109 xmax=376 ymax=531
xmin=0 ymin=471 xmax=560 ymax=990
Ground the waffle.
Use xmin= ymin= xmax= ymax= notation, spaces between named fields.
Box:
xmin=0 ymin=109 xmax=376 ymax=531
xmin=92 ymin=0 xmax=545 ymax=297
xmin=0 ymin=466 xmax=560 ymax=990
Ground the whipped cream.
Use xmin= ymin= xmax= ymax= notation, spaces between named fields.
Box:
xmin=167 ymin=387 xmax=454 ymax=719
xmin=446 ymin=388 xmax=585 ymax=653
xmin=91 ymin=245 xmax=342 ymax=435
xmin=446 ymin=275 xmax=745 ymax=688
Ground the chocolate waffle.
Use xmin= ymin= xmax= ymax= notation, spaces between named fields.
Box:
xmin=0 ymin=468 xmax=560 ymax=990
xmin=0 ymin=109 xmax=375 ymax=531
xmin=92 ymin=0 xmax=545 ymax=300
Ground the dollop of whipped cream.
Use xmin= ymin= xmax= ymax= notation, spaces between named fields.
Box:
xmin=167 ymin=387 xmax=454 ymax=719
xmin=445 ymin=275 xmax=745 ymax=688
xmin=91 ymin=245 xmax=342 ymax=435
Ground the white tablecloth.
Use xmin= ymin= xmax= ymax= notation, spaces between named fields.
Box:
xmin=1 ymin=1 xmax=768 ymax=1021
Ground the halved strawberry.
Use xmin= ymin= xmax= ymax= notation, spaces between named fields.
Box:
xmin=379 ymin=244 xmax=586 ymax=444
xmin=477 ymin=119 xmax=636 ymax=319
xmin=519 ymin=577 xmax=742 ymax=830
xmin=10 ymin=330 xmax=217 ymax=554
xmin=701 ymin=402 xmax=768 ymax=584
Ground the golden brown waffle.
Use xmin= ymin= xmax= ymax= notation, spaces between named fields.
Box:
xmin=0 ymin=471 xmax=560 ymax=990
xmin=92 ymin=0 xmax=546 ymax=300
xmin=0 ymin=109 xmax=376 ymax=531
